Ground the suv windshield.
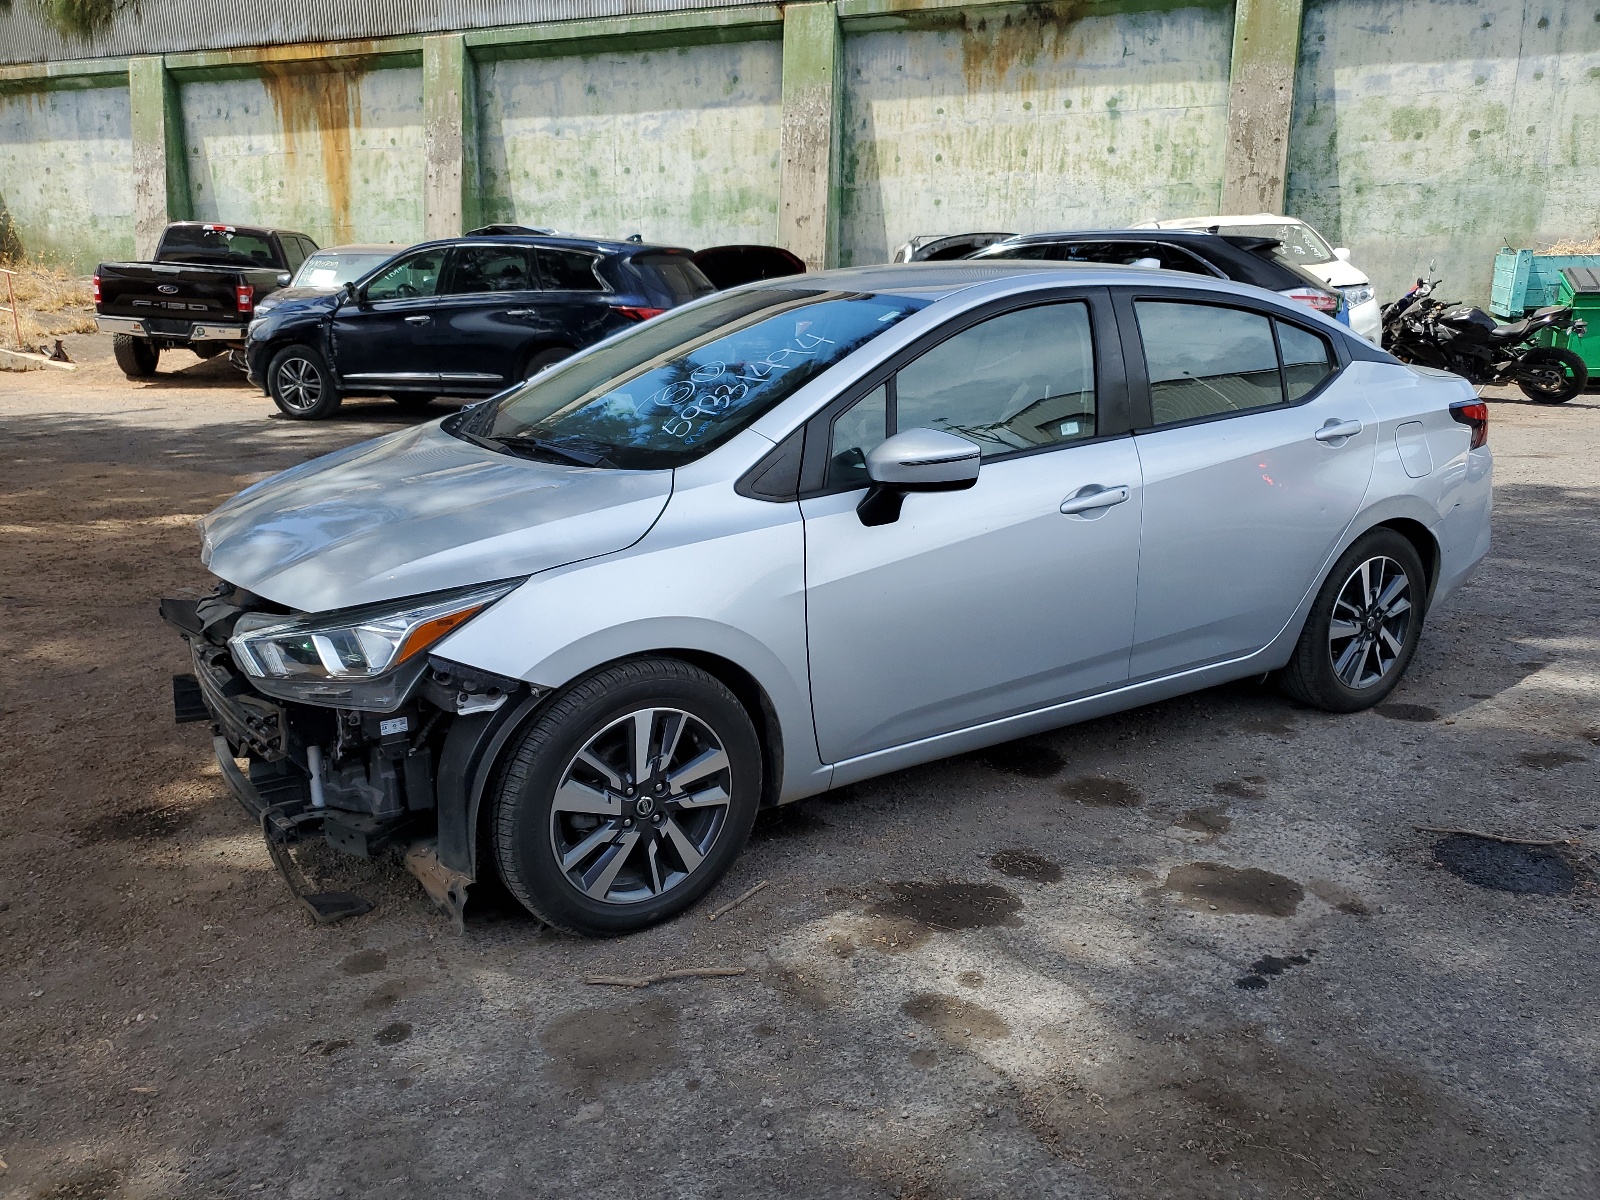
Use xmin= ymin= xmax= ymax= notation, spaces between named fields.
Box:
xmin=464 ymin=288 xmax=929 ymax=470
xmin=158 ymin=226 xmax=277 ymax=267
xmin=1226 ymin=222 xmax=1336 ymax=267
xmin=295 ymin=252 xmax=395 ymax=288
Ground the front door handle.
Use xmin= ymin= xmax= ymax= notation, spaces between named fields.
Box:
xmin=1314 ymin=418 xmax=1363 ymax=442
xmin=1060 ymin=484 xmax=1131 ymax=515
xmin=503 ymin=309 xmax=537 ymax=317
xmin=404 ymin=315 xmax=432 ymax=325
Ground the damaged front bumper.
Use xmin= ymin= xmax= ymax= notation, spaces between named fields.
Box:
xmin=161 ymin=586 xmax=535 ymax=925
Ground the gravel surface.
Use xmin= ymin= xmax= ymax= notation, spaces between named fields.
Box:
xmin=2 ymin=340 xmax=1597 ymax=1199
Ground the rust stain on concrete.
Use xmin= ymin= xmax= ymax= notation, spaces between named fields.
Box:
xmin=959 ymin=2 xmax=1084 ymax=91
xmin=261 ymin=63 xmax=365 ymax=244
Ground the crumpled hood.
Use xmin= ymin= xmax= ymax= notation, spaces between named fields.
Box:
xmin=200 ymin=421 xmax=673 ymax=611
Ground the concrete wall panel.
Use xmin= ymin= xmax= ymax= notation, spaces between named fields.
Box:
xmin=0 ymin=87 xmax=135 ymax=272
xmin=839 ymin=3 xmax=1234 ymax=265
xmin=181 ymin=67 xmax=426 ymax=248
xmin=1287 ymin=0 xmax=1600 ymax=303
xmin=477 ymin=40 xmax=783 ymax=247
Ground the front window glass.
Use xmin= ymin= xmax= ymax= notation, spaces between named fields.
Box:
xmin=364 ymin=251 xmax=443 ymax=302
xmin=1136 ymin=301 xmax=1282 ymax=425
xmin=827 ymin=382 xmax=888 ymax=488
xmin=1227 ymin=221 xmax=1336 ymax=266
xmin=475 ymin=289 xmax=928 ymax=470
xmin=295 ymin=252 xmax=395 ymax=288
xmin=895 ymin=302 xmax=1098 ymax=457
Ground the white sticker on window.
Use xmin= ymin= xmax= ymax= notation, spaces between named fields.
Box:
xmin=308 ymin=269 xmax=338 ymax=286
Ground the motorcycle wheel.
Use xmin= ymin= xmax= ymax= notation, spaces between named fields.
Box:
xmin=1516 ymin=347 xmax=1588 ymax=404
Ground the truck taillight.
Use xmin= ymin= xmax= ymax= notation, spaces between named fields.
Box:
xmin=1279 ymin=286 xmax=1339 ymax=314
xmin=92 ymin=274 xmax=101 ymax=304
xmin=613 ymin=305 xmax=665 ymax=322
xmin=236 ymin=284 xmax=254 ymax=313
xmin=1450 ymin=399 xmax=1488 ymax=449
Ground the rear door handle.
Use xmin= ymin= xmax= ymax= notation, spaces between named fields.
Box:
xmin=404 ymin=315 xmax=432 ymax=325
xmin=1314 ymin=418 xmax=1363 ymax=442
xmin=1060 ymin=485 xmax=1131 ymax=515
xmin=503 ymin=309 xmax=537 ymax=317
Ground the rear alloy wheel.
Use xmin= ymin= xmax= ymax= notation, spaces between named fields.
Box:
xmin=1516 ymin=347 xmax=1587 ymax=404
xmin=492 ymin=658 xmax=761 ymax=935
xmin=1280 ymin=529 xmax=1427 ymax=712
xmin=268 ymin=344 xmax=342 ymax=420
xmin=112 ymin=334 xmax=160 ymax=378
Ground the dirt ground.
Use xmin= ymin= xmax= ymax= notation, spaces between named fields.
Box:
xmin=2 ymin=337 xmax=1597 ymax=1199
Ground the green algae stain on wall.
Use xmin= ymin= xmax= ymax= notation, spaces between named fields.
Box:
xmin=1287 ymin=0 xmax=1600 ymax=304
xmin=477 ymin=40 xmax=783 ymax=247
xmin=0 ymin=86 xmax=135 ymax=272
xmin=182 ymin=66 xmax=424 ymax=247
xmin=838 ymin=2 xmax=1234 ymax=266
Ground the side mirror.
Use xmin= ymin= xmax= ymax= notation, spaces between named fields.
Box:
xmin=858 ymin=428 xmax=980 ymax=527
xmin=342 ymin=280 xmax=360 ymax=307
xmin=276 ymin=272 xmax=292 ymax=287
xmin=1333 ymin=247 xmax=1351 ymax=261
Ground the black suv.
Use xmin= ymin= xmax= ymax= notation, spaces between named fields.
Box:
xmin=968 ymin=229 xmax=1347 ymax=325
xmin=245 ymin=234 xmax=717 ymax=420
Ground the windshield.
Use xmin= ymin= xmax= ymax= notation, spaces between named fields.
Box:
xmin=158 ymin=226 xmax=277 ymax=267
xmin=464 ymin=288 xmax=929 ymax=470
xmin=1227 ymin=222 xmax=1336 ymax=266
xmin=294 ymin=252 xmax=395 ymax=288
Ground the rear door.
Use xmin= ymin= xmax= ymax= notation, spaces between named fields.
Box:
xmin=328 ymin=247 xmax=446 ymax=391
xmin=1120 ymin=291 xmax=1376 ymax=678
xmin=430 ymin=243 xmax=541 ymax=392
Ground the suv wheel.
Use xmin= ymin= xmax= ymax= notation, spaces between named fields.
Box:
xmin=492 ymin=658 xmax=761 ymax=935
xmin=1280 ymin=528 xmax=1427 ymax=712
xmin=112 ymin=335 xmax=160 ymax=378
xmin=268 ymin=344 xmax=342 ymax=420
xmin=524 ymin=347 xmax=572 ymax=379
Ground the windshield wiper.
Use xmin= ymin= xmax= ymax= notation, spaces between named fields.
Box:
xmin=459 ymin=429 xmax=614 ymax=468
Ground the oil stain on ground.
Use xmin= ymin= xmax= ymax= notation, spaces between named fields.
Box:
xmin=1376 ymin=702 xmax=1440 ymax=722
xmin=902 ymin=992 xmax=1012 ymax=1040
xmin=1235 ymin=949 xmax=1315 ymax=990
xmin=75 ymin=802 xmax=200 ymax=844
xmin=1213 ymin=775 xmax=1266 ymax=800
xmin=340 ymin=949 xmax=387 ymax=975
xmin=1519 ymin=749 xmax=1585 ymax=770
xmin=1058 ymin=775 xmax=1142 ymax=806
xmin=872 ymin=880 xmax=1023 ymax=930
xmin=1158 ymin=863 xmax=1304 ymax=916
xmin=541 ymin=995 xmax=680 ymax=1095
xmin=1310 ymin=878 xmax=1374 ymax=915
xmin=374 ymin=1021 xmax=411 ymax=1045
xmin=1235 ymin=716 xmax=1299 ymax=737
xmin=1176 ymin=805 xmax=1231 ymax=837
xmin=989 ymin=849 xmax=1063 ymax=883
xmin=974 ymin=741 xmax=1064 ymax=778
xmin=1432 ymin=834 xmax=1578 ymax=896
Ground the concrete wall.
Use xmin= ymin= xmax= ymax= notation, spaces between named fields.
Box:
xmin=839 ymin=3 xmax=1234 ymax=264
xmin=0 ymin=86 xmax=136 ymax=271
xmin=1287 ymin=0 xmax=1600 ymax=301
xmin=478 ymin=39 xmax=783 ymax=246
xmin=183 ymin=67 xmax=426 ymax=247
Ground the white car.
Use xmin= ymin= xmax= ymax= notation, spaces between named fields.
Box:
xmin=1135 ymin=214 xmax=1380 ymax=343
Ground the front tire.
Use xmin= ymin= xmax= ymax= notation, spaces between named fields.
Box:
xmin=112 ymin=334 xmax=159 ymax=378
xmin=1516 ymin=347 xmax=1587 ymax=403
xmin=492 ymin=658 xmax=761 ymax=936
xmin=523 ymin=347 xmax=572 ymax=380
xmin=267 ymin=344 xmax=342 ymax=420
xmin=1280 ymin=529 xmax=1427 ymax=712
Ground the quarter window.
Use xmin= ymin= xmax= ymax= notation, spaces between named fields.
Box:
xmin=449 ymin=246 xmax=535 ymax=294
xmin=536 ymin=248 xmax=605 ymax=292
xmin=827 ymin=383 xmax=888 ymax=489
xmin=364 ymin=250 xmax=443 ymax=302
xmin=1135 ymin=301 xmax=1282 ymax=425
xmin=1278 ymin=321 xmax=1335 ymax=401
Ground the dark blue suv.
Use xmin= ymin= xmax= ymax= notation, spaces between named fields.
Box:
xmin=245 ymin=235 xmax=717 ymax=420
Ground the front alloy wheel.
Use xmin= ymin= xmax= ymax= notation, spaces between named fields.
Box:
xmin=268 ymin=345 xmax=342 ymax=420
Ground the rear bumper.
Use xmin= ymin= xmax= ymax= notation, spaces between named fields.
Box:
xmin=96 ymin=316 xmax=245 ymax=341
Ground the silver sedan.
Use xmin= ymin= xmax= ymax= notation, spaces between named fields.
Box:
xmin=182 ymin=263 xmax=1493 ymax=934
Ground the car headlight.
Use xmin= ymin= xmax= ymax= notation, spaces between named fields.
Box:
xmin=228 ymin=579 xmax=522 ymax=709
xmin=1343 ymin=284 xmax=1375 ymax=309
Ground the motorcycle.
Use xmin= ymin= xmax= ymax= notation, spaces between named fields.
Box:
xmin=1382 ymin=276 xmax=1589 ymax=404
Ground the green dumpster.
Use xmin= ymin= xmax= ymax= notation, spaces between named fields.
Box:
xmin=1537 ymin=267 xmax=1600 ymax=372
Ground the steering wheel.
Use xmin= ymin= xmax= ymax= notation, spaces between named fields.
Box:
xmin=395 ymin=283 xmax=419 ymax=299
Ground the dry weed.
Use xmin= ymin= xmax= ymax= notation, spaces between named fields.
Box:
xmin=1539 ymin=235 xmax=1600 ymax=255
xmin=0 ymin=260 xmax=96 ymax=350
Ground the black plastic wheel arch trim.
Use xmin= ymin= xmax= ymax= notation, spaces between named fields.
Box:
xmin=433 ymin=691 xmax=548 ymax=879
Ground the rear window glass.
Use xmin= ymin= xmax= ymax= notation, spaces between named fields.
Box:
xmin=636 ymin=253 xmax=717 ymax=303
xmin=536 ymin=248 xmax=605 ymax=292
xmin=450 ymin=246 xmax=536 ymax=294
xmin=1225 ymin=222 xmax=1337 ymax=268
xmin=158 ymin=226 xmax=277 ymax=267
xmin=475 ymin=288 xmax=928 ymax=470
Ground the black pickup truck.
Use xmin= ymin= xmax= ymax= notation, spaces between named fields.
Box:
xmin=95 ymin=222 xmax=319 ymax=377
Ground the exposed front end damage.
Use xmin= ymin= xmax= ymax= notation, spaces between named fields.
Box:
xmin=161 ymin=582 xmax=535 ymax=925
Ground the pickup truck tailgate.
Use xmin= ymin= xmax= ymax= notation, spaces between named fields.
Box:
xmin=96 ymin=262 xmax=243 ymax=325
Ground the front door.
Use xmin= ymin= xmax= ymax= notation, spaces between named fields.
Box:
xmin=1123 ymin=295 xmax=1377 ymax=678
xmin=801 ymin=295 xmax=1144 ymax=764
xmin=328 ymin=247 xmax=446 ymax=393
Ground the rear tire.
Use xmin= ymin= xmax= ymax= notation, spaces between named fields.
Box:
xmin=1516 ymin=347 xmax=1587 ymax=403
xmin=112 ymin=335 xmax=159 ymax=378
xmin=492 ymin=658 xmax=761 ymax=936
xmin=1280 ymin=528 xmax=1428 ymax=712
xmin=267 ymin=344 xmax=342 ymax=420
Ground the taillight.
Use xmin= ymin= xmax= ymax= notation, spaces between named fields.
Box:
xmin=613 ymin=305 xmax=665 ymax=322
xmin=236 ymin=284 xmax=254 ymax=313
xmin=1450 ymin=399 xmax=1488 ymax=449
xmin=92 ymin=274 xmax=101 ymax=304
xmin=1279 ymin=286 xmax=1339 ymax=314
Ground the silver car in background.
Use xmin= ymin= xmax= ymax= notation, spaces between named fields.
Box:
xmin=167 ymin=263 xmax=1492 ymax=934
